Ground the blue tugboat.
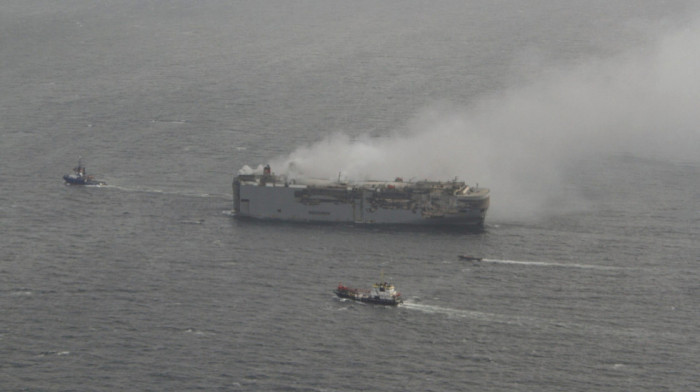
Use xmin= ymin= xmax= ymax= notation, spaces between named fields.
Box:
xmin=63 ymin=158 xmax=105 ymax=186
xmin=334 ymin=274 xmax=403 ymax=306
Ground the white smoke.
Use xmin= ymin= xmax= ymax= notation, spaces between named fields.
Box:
xmin=266 ymin=17 xmax=700 ymax=221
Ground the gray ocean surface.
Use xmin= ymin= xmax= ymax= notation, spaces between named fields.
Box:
xmin=2 ymin=1 xmax=699 ymax=391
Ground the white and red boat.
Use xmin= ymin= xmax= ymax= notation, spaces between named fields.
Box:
xmin=334 ymin=279 xmax=403 ymax=306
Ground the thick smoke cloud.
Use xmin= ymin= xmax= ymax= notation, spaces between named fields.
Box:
xmin=261 ymin=17 xmax=700 ymax=221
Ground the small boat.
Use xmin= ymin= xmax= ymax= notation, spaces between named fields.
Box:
xmin=334 ymin=277 xmax=403 ymax=306
xmin=458 ymin=255 xmax=483 ymax=262
xmin=63 ymin=158 xmax=105 ymax=186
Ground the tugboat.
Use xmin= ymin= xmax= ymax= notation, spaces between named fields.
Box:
xmin=63 ymin=158 xmax=106 ymax=186
xmin=334 ymin=275 xmax=403 ymax=306
xmin=458 ymin=255 xmax=483 ymax=262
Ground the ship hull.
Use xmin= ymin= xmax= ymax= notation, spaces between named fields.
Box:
xmin=63 ymin=174 xmax=105 ymax=186
xmin=233 ymin=176 xmax=489 ymax=226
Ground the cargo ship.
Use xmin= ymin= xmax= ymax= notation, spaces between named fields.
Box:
xmin=232 ymin=165 xmax=489 ymax=226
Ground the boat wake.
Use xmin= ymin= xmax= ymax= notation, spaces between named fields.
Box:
xmin=480 ymin=258 xmax=622 ymax=270
xmin=402 ymin=302 xmax=534 ymax=325
xmin=401 ymin=302 xmax=678 ymax=340
xmin=100 ymin=184 xmax=229 ymax=199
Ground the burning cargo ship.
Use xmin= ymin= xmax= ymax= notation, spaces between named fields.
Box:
xmin=232 ymin=165 xmax=489 ymax=226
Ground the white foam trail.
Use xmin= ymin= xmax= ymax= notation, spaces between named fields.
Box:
xmin=101 ymin=184 xmax=229 ymax=199
xmin=9 ymin=290 xmax=33 ymax=297
xmin=480 ymin=258 xmax=622 ymax=270
xmin=402 ymin=302 xmax=536 ymax=325
xmin=402 ymin=302 xmax=682 ymax=340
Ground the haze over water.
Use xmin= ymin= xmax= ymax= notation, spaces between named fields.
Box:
xmin=2 ymin=1 xmax=699 ymax=391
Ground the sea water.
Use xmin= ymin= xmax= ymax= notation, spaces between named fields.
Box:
xmin=1 ymin=1 xmax=699 ymax=391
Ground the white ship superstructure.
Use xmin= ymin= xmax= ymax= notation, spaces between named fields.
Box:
xmin=232 ymin=166 xmax=489 ymax=226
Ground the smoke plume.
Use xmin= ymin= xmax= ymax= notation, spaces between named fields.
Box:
xmin=264 ymin=18 xmax=700 ymax=221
